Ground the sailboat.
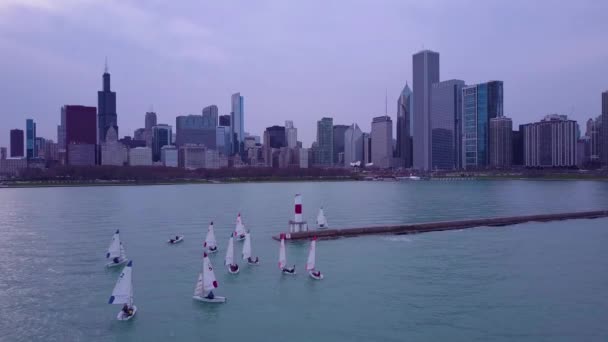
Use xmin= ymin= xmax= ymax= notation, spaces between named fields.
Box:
xmin=316 ymin=207 xmax=328 ymax=229
xmin=242 ymin=232 xmax=259 ymax=265
xmin=225 ymin=234 xmax=240 ymax=274
xmin=168 ymin=235 xmax=184 ymax=244
xmin=306 ymin=237 xmax=323 ymax=280
xmin=204 ymin=222 xmax=218 ymax=253
xmin=108 ymin=261 xmax=137 ymax=320
xmin=106 ymin=229 xmax=128 ymax=268
xmin=234 ymin=213 xmax=247 ymax=241
xmin=193 ymin=252 xmax=226 ymax=303
xmin=278 ymin=233 xmax=296 ymax=275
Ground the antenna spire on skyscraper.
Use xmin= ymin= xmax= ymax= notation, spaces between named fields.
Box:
xmin=104 ymin=56 xmax=108 ymax=73
xmin=385 ymin=88 xmax=388 ymax=116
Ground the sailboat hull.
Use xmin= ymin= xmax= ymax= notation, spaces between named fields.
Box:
xmin=235 ymin=235 xmax=246 ymax=241
xmin=227 ymin=265 xmax=240 ymax=274
xmin=116 ymin=305 xmax=137 ymax=321
xmin=106 ymin=259 xmax=128 ymax=268
xmin=207 ymin=246 xmax=218 ymax=253
xmin=308 ymin=271 xmax=324 ymax=280
xmin=193 ymin=295 xmax=226 ymax=303
xmin=282 ymin=269 xmax=297 ymax=275
xmin=168 ymin=236 xmax=184 ymax=244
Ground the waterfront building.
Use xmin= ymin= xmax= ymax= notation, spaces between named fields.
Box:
xmin=298 ymin=147 xmax=310 ymax=168
xmin=0 ymin=147 xmax=6 ymax=160
xmin=144 ymin=112 xmax=157 ymax=147
xmin=129 ymin=147 xmax=152 ymax=166
xmin=371 ymin=116 xmax=393 ymax=169
xmin=134 ymin=128 xmax=146 ymax=141
xmin=577 ymin=136 xmax=591 ymax=167
xmin=602 ymin=91 xmax=608 ymax=165
xmin=26 ymin=119 xmax=36 ymax=159
xmin=219 ymin=114 xmax=231 ymax=127
xmin=589 ymin=116 xmax=602 ymax=164
xmin=216 ymin=126 xmax=231 ymax=156
xmin=161 ymin=145 xmax=178 ymax=167
xmin=204 ymin=149 xmax=221 ymax=169
xmin=430 ymin=79 xmax=465 ymax=170
xmin=101 ymin=127 xmax=127 ymax=166
xmin=178 ymin=144 xmax=206 ymax=170
xmin=285 ymin=121 xmax=298 ymax=148
xmin=333 ymin=124 xmax=349 ymax=166
xmin=202 ymin=105 xmax=219 ymax=128
xmin=413 ymin=49 xmax=440 ymax=171
xmin=362 ymin=133 xmax=372 ymax=165
xmin=230 ymin=93 xmax=244 ymax=155
xmin=64 ymin=105 xmax=96 ymax=166
xmin=264 ymin=125 xmax=287 ymax=148
xmin=119 ymin=136 xmax=146 ymax=149
xmin=461 ymin=81 xmax=504 ymax=169
xmin=44 ymin=141 xmax=58 ymax=161
xmin=489 ymin=116 xmax=513 ymax=167
xmin=152 ymin=124 xmax=172 ymax=162
xmin=97 ymin=62 xmax=118 ymax=143
xmin=10 ymin=129 xmax=24 ymax=157
xmin=175 ymin=115 xmax=215 ymax=148
xmin=0 ymin=158 xmax=44 ymax=176
xmin=512 ymin=127 xmax=524 ymax=166
xmin=344 ymin=123 xmax=363 ymax=166
xmin=396 ymin=83 xmax=413 ymax=168
xmin=34 ymin=137 xmax=46 ymax=158
xmin=522 ymin=114 xmax=578 ymax=167
xmin=316 ymin=117 xmax=334 ymax=166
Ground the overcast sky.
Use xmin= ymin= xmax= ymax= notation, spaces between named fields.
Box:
xmin=1 ymin=0 xmax=607 ymax=148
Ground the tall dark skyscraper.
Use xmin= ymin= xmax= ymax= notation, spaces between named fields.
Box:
xmin=315 ymin=117 xmax=334 ymax=166
xmin=333 ymin=124 xmax=349 ymax=165
xmin=430 ymin=80 xmax=464 ymax=170
xmin=26 ymin=118 xmax=36 ymax=159
xmin=413 ymin=50 xmax=440 ymax=171
xmin=64 ymin=105 xmax=97 ymax=165
xmin=396 ymin=83 xmax=412 ymax=168
xmin=602 ymin=91 xmax=608 ymax=165
xmin=219 ymin=115 xmax=231 ymax=127
xmin=97 ymin=62 xmax=118 ymax=143
xmin=231 ymin=93 xmax=244 ymax=155
xmin=202 ymin=105 xmax=219 ymax=127
xmin=10 ymin=129 xmax=24 ymax=157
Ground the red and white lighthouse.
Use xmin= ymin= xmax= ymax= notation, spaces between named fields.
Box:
xmin=294 ymin=194 xmax=303 ymax=223
xmin=288 ymin=194 xmax=308 ymax=232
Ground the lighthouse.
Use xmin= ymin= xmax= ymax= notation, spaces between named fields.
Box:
xmin=288 ymin=194 xmax=308 ymax=233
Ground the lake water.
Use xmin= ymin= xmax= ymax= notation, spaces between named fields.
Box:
xmin=1 ymin=180 xmax=607 ymax=341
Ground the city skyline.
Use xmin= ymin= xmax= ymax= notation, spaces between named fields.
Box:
xmin=1 ymin=1 xmax=607 ymax=148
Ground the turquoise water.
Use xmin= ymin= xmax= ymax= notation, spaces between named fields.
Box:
xmin=1 ymin=180 xmax=607 ymax=341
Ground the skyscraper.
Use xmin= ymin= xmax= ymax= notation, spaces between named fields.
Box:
xmin=10 ymin=129 xmax=24 ymax=157
xmin=152 ymin=124 xmax=172 ymax=162
xmin=371 ymin=116 xmax=393 ymax=168
xmin=64 ymin=105 xmax=97 ymax=165
xmin=430 ymin=79 xmax=465 ymax=170
xmin=344 ymin=123 xmax=363 ymax=166
xmin=396 ymin=83 xmax=413 ymax=168
xmin=175 ymin=115 xmax=216 ymax=148
xmin=522 ymin=114 xmax=577 ymax=167
xmin=230 ymin=93 xmax=244 ymax=155
xmin=332 ymin=124 xmax=349 ymax=166
xmin=315 ymin=117 xmax=334 ymax=166
xmin=144 ymin=112 xmax=157 ymax=147
xmin=97 ymin=62 xmax=118 ymax=143
xmin=285 ymin=121 xmax=298 ymax=148
xmin=602 ymin=91 xmax=608 ymax=165
xmin=489 ymin=116 xmax=513 ymax=167
xmin=202 ymin=105 xmax=219 ymax=128
xmin=462 ymin=81 xmax=504 ymax=169
xmin=26 ymin=119 xmax=36 ymax=159
xmin=264 ymin=126 xmax=287 ymax=149
xmin=219 ymin=115 xmax=231 ymax=127
xmin=413 ymin=50 xmax=440 ymax=171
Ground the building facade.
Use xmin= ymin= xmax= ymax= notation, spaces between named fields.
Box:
xmin=316 ymin=117 xmax=334 ymax=166
xmin=371 ymin=116 xmax=393 ymax=168
xmin=202 ymin=105 xmax=219 ymax=128
xmin=396 ymin=83 xmax=413 ymax=168
xmin=230 ymin=93 xmax=244 ymax=155
xmin=332 ymin=124 xmax=349 ymax=166
xmin=413 ymin=50 xmax=440 ymax=170
xmin=178 ymin=144 xmax=206 ymax=170
xmin=512 ymin=127 xmax=524 ymax=166
xmin=362 ymin=133 xmax=372 ymax=165
xmin=344 ymin=123 xmax=363 ymax=166
xmin=161 ymin=145 xmax=178 ymax=167
xmin=144 ymin=112 xmax=157 ymax=147
xmin=489 ymin=116 xmax=513 ymax=167
xmin=152 ymin=124 xmax=172 ymax=162
xmin=64 ymin=105 xmax=97 ymax=165
xmin=461 ymin=81 xmax=504 ymax=169
xmin=522 ymin=114 xmax=578 ymax=167
xmin=97 ymin=65 xmax=118 ymax=143
xmin=10 ymin=129 xmax=24 ymax=157
xmin=129 ymin=147 xmax=152 ymax=166
xmin=26 ymin=119 xmax=36 ymax=159
xmin=175 ymin=115 xmax=216 ymax=148
xmin=285 ymin=121 xmax=298 ymax=148
xmin=430 ymin=79 xmax=465 ymax=170
xmin=101 ymin=127 xmax=127 ymax=166
xmin=602 ymin=91 xmax=608 ymax=165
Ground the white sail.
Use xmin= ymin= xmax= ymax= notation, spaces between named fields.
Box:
xmin=194 ymin=273 xmax=204 ymax=297
xmin=242 ymin=233 xmax=252 ymax=260
xmin=306 ymin=238 xmax=317 ymax=271
xmin=317 ymin=208 xmax=327 ymax=227
xmin=204 ymin=222 xmax=217 ymax=249
xmin=106 ymin=229 xmax=122 ymax=260
xmin=225 ymin=236 xmax=235 ymax=266
xmin=202 ymin=253 xmax=219 ymax=292
xmin=109 ymin=261 xmax=133 ymax=305
xmin=278 ymin=236 xmax=287 ymax=269
xmin=119 ymin=242 xmax=127 ymax=260
xmin=235 ymin=213 xmax=247 ymax=236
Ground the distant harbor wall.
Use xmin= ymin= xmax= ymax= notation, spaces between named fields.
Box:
xmin=273 ymin=210 xmax=608 ymax=241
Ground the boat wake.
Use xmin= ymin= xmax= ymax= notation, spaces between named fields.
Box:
xmin=381 ymin=236 xmax=413 ymax=243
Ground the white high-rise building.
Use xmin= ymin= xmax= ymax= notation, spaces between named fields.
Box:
xmin=101 ymin=127 xmax=127 ymax=166
xmin=161 ymin=145 xmax=178 ymax=167
xmin=413 ymin=50 xmax=440 ymax=171
xmin=371 ymin=116 xmax=393 ymax=168
xmin=129 ymin=147 xmax=152 ymax=166
xmin=344 ymin=123 xmax=363 ymax=166
xmin=285 ymin=120 xmax=298 ymax=148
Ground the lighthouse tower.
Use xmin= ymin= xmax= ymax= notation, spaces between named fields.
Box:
xmin=288 ymin=194 xmax=308 ymax=233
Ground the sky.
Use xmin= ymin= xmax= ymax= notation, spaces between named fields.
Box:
xmin=1 ymin=0 xmax=607 ymax=148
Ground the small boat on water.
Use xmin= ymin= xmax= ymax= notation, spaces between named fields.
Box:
xmin=193 ymin=252 xmax=226 ymax=303
xmin=106 ymin=229 xmax=128 ymax=268
xmin=278 ymin=234 xmax=296 ymax=275
xmin=316 ymin=207 xmax=328 ymax=229
xmin=234 ymin=213 xmax=247 ymax=241
xmin=242 ymin=232 xmax=259 ymax=265
xmin=204 ymin=222 xmax=218 ymax=253
xmin=108 ymin=261 xmax=137 ymax=320
xmin=225 ymin=234 xmax=240 ymax=274
xmin=168 ymin=235 xmax=184 ymax=244
xmin=306 ymin=237 xmax=323 ymax=280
